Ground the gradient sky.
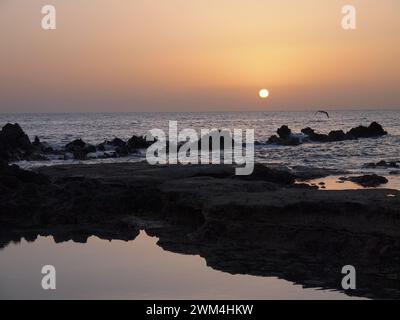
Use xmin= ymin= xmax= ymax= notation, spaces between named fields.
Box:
xmin=1 ymin=0 xmax=399 ymax=112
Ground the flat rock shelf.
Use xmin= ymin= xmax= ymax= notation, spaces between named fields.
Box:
xmin=1 ymin=162 xmax=400 ymax=299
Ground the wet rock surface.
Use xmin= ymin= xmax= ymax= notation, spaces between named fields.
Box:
xmin=268 ymin=125 xmax=302 ymax=146
xmin=340 ymin=174 xmax=389 ymax=187
xmin=0 ymin=123 xmax=153 ymax=162
xmin=364 ymin=160 xmax=400 ymax=169
xmin=348 ymin=121 xmax=388 ymax=138
xmin=236 ymin=163 xmax=295 ymax=184
xmin=1 ymin=161 xmax=400 ymax=299
xmin=32 ymin=136 xmax=54 ymax=154
xmin=0 ymin=123 xmax=34 ymax=161
xmin=65 ymin=139 xmax=97 ymax=160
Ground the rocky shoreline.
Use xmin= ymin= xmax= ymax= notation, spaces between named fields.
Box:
xmin=267 ymin=122 xmax=388 ymax=146
xmin=0 ymin=123 xmax=152 ymax=162
xmin=1 ymin=121 xmax=400 ymax=299
xmin=1 ymin=161 xmax=400 ymax=299
xmin=0 ymin=121 xmax=391 ymax=162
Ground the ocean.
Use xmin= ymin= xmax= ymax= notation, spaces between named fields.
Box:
xmin=1 ymin=110 xmax=399 ymax=173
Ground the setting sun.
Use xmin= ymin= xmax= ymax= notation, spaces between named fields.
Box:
xmin=259 ymin=89 xmax=269 ymax=99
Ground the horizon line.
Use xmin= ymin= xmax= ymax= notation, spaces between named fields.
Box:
xmin=1 ymin=107 xmax=400 ymax=115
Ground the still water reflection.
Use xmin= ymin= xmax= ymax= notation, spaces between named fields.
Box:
xmin=0 ymin=231 xmax=362 ymax=300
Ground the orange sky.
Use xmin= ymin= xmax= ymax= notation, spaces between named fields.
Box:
xmin=1 ymin=0 xmax=399 ymax=112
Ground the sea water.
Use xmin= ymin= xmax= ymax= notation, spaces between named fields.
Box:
xmin=1 ymin=110 xmax=399 ymax=173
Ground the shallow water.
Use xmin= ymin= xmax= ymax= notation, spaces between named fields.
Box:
xmin=308 ymin=174 xmax=400 ymax=191
xmin=0 ymin=231 xmax=363 ymax=300
xmin=1 ymin=110 xmax=399 ymax=172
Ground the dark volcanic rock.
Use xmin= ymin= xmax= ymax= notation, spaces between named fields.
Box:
xmin=301 ymin=128 xmax=347 ymax=142
xmin=364 ymin=160 xmax=399 ymax=169
xmin=110 ymin=137 xmax=126 ymax=148
xmin=342 ymin=174 xmax=389 ymax=187
xmin=269 ymin=122 xmax=388 ymax=146
xmin=65 ymin=139 xmax=96 ymax=160
xmin=301 ymin=127 xmax=330 ymax=142
xmin=65 ymin=139 xmax=95 ymax=153
xmin=33 ymin=136 xmax=40 ymax=146
xmin=97 ymin=138 xmax=130 ymax=156
xmin=0 ymin=164 xmax=49 ymax=186
xmin=0 ymin=164 xmax=50 ymax=227
xmin=268 ymin=126 xmax=301 ymax=146
xmin=98 ymin=138 xmax=127 ymax=150
xmin=347 ymin=122 xmax=387 ymax=139
xmin=277 ymin=125 xmax=291 ymax=139
xmin=32 ymin=136 xmax=54 ymax=154
xmin=196 ymin=130 xmax=235 ymax=150
xmin=328 ymin=130 xmax=347 ymax=141
xmin=127 ymin=135 xmax=153 ymax=151
xmin=0 ymin=123 xmax=33 ymax=161
xmin=301 ymin=127 xmax=315 ymax=137
xmin=238 ymin=163 xmax=295 ymax=184
xmin=0 ymin=159 xmax=8 ymax=168
xmin=0 ymin=123 xmax=159 ymax=162
xmin=268 ymin=135 xmax=301 ymax=146
xmin=0 ymin=163 xmax=163 ymax=229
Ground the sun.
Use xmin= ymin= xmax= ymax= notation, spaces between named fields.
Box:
xmin=259 ymin=89 xmax=269 ymax=99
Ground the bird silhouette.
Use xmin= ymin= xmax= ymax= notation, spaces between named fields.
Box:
xmin=315 ymin=110 xmax=330 ymax=118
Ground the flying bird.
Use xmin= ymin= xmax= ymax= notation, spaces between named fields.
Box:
xmin=315 ymin=110 xmax=330 ymax=118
